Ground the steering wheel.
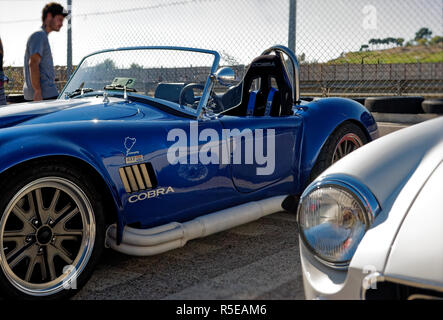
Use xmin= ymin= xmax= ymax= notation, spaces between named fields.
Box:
xmin=179 ymin=83 xmax=205 ymax=106
xmin=178 ymin=83 xmax=222 ymax=112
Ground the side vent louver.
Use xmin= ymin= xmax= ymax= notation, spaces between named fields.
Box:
xmin=119 ymin=163 xmax=158 ymax=193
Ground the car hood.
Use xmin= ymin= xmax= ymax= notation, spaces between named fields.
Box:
xmin=0 ymin=96 xmax=141 ymax=128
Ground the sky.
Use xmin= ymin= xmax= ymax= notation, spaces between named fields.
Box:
xmin=0 ymin=0 xmax=442 ymax=67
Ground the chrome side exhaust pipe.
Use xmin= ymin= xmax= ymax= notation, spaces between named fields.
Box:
xmin=106 ymin=196 xmax=285 ymax=256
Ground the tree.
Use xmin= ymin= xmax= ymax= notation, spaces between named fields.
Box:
xmin=375 ymin=38 xmax=382 ymax=50
xmin=380 ymin=38 xmax=389 ymax=49
xmin=387 ymin=37 xmax=397 ymax=48
xmin=369 ymin=38 xmax=382 ymax=50
xmin=130 ymin=63 xmax=143 ymax=70
xmin=396 ymin=38 xmax=405 ymax=47
xmin=430 ymin=36 xmax=443 ymax=46
xmin=415 ymin=27 xmax=433 ymax=41
xmin=417 ymin=38 xmax=428 ymax=46
xmin=94 ymin=59 xmax=117 ymax=81
xmin=360 ymin=44 xmax=369 ymax=51
xmin=297 ymin=53 xmax=306 ymax=63
xmin=96 ymin=58 xmax=116 ymax=71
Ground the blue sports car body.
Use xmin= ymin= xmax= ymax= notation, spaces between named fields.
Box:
xmin=0 ymin=46 xmax=377 ymax=298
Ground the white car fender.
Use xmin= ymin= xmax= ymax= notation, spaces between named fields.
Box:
xmin=384 ymin=160 xmax=443 ymax=289
xmin=350 ymin=141 xmax=443 ymax=274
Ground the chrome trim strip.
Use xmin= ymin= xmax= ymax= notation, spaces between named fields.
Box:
xmin=408 ymin=294 xmax=443 ymax=300
xmin=139 ymin=163 xmax=152 ymax=189
xmin=361 ymin=274 xmax=443 ymax=300
xmin=132 ymin=165 xmax=146 ymax=190
xmin=119 ymin=167 xmax=132 ymax=193
xmin=124 ymin=167 xmax=138 ymax=192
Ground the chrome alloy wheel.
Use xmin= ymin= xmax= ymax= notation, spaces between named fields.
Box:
xmin=332 ymin=133 xmax=364 ymax=164
xmin=0 ymin=177 xmax=96 ymax=297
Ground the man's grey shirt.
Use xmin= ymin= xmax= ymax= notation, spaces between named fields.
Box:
xmin=23 ymin=27 xmax=59 ymax=100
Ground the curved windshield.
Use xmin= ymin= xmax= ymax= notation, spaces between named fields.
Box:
xmin=61 ymin=48 xmax=219 ymax=116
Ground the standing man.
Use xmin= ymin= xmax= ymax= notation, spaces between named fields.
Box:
xmin=0 ymin=37 xmax=7 ymax=106
xmin=23 ymin=3 xmax=68 ymax=101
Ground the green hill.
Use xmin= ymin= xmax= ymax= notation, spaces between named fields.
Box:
xmin=329 ymin=44 xmax=443 ymax=64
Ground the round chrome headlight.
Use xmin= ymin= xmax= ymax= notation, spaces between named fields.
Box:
xmin=298 ymin=179 xmax=379 ymax=267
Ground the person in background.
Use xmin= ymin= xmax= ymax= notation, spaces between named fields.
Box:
xmin=23 ymin=2 xmax=67 ymax=101
xmin=0 ymin=37 xmax=7 ymax=106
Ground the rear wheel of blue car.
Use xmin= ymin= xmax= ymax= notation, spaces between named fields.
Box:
xmin=310 ymin=122 xmax=367 ymax=181
xmin=0 ymin=162 xmax=105 ymax=299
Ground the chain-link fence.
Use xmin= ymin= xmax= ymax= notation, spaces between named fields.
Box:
xmin=1 ymin=0 xmax=442 ymax=99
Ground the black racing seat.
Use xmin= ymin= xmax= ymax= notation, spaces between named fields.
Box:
xmin=223 ymin=54 xmax=293 ymax=117
xmin=154 ymin=83 xmax=193 ymax=104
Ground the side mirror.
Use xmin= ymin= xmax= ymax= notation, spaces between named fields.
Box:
xmin=215 ymin=67 xmax=236 ymax=87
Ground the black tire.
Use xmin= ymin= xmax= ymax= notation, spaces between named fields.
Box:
xmin=0 ymin=160 xmax=105 ymax=300
xmin=351 ymin=97 xmax=366 ymax=106
xmin=422 ymin=99 xmax=443 ymax=114
xmin=6 ymin=94 xmax=26 ymax=104
xmin=309 ymin=122 xmax=368 ymax=182
xmin=365 ymin=96 xmax=424 ymax=114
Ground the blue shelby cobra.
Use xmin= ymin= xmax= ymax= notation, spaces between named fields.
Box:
xmin=0 ymin=46 xmax=377 ymax=299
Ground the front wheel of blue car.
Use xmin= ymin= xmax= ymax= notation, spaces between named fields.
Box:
xmin=0 ymin=162 xmax=105 ymax=299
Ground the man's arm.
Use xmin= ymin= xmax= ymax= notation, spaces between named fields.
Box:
xmin=29 ymin=53 xmax=42 ymax=101
xmin=0 ymin=37 xmax=3 ymax=71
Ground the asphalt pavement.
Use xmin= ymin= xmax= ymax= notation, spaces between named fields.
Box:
xmin=74 ymin=211 xmax=304 ymax=300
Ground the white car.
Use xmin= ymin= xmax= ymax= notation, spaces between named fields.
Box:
xmin=297 ymin=116 xmax=443 ymax=300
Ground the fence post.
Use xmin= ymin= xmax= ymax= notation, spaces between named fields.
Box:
xmin=288 ymin=0 xmax=296 ymax=53
xmin=67 ymin=0 xmax=72 ymax=80
xmin=347 ymin=62 xmax=350 ymax=81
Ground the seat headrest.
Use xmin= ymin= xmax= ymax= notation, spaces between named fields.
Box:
xmin=245 ymin=55 xmax=285 ymax=78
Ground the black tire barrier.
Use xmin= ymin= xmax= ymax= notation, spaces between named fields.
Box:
xmin=351 ymin=97 xmax=366 ymax=106
xmin=6 ymin=94 xmax=26 ymax=104
xmin=422 ymin=99 xmax=443 ymax=114
xmin=365 ymin=96 xmax=424 ymax=114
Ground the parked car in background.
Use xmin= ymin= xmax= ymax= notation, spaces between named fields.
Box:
xmin=0 ymin=45 xmax=377 ymax=299
xmin=298 ymin=116 xmax=443 ymax=300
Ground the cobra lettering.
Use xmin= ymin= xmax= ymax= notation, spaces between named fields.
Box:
xmin=129 ymin=186 xmax=175 ymax=203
